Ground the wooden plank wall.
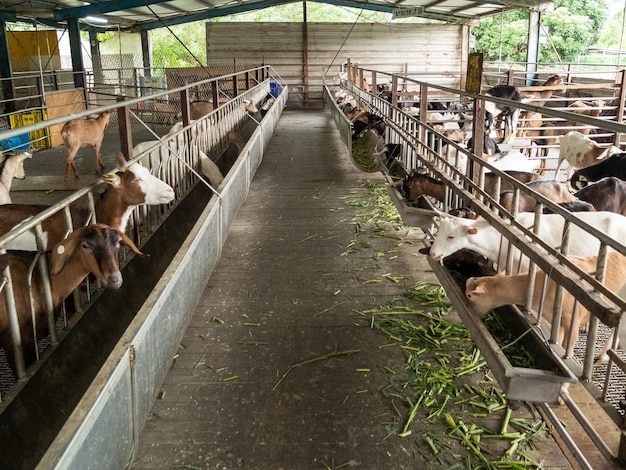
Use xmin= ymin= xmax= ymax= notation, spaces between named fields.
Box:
xmin=45 ymin=89 xmax=87 ymax=147
xmin=206 ymin=23 xmax=468 ymax=104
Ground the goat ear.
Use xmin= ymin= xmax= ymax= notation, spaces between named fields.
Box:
xmin=115 ymin=151 xmax=127 ymax=168
xmin=50 ymin=228 xmax=85 ymax=275
xmin=116 ymin=230 xmax=144 ymax=258
xmin=465 ymin=227 xmax=478 ymax=235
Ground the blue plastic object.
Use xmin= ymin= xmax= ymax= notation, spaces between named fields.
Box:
xmin=0 ymin=133 xmax=30 ymax=152
xmin=270 ymin=81 xmax=282 ymax=98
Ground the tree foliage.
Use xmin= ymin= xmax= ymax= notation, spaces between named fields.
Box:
xmin=472 ymin=0 xmax=609 ymax=63
xmin=598 ymin=9 xmax=626 ymax=48
xmin=149 ymin=24 xmax=207 ymax=68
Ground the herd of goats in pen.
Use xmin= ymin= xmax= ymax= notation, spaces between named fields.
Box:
xmin=336 ymin=75 xmax=626 ymax=375
xmin=0 ymin=95 xmax=266 ymax=382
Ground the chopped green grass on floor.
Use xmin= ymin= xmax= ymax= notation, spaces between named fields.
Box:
xmin=344 ymin=180 xmax=549 ymax=469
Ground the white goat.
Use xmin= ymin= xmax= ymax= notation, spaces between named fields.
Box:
xmin=0 ymin=151 xmax=32 ymax=204
xmin=199 ymin=150 xmax=224 ymax=187
xmin=556 ymin=131 xmax=621 ymax=180
xmin=429 ymin=211 xmax=626 ymax=272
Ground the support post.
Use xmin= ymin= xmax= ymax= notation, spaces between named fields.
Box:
xmin=526 ymin=10 xmax=541 ymax=86
xmin=68 ymin=18 xmax=85 ymax=89
xmin=117 ymin=97 xmax=133 ymax=160
xmin=141 ymin=30 xmax=152 ymax=78
xmin=302 ymin=2 xmax=309 ymax=104
xmin=0 ymin=19 xmax=16 ymax=113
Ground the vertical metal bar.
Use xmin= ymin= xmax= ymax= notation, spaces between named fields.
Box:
xmin=117 ymin=96 xmax=133 ymax=160
xmin=302 ymin=2 xmax=309 ymax=105
xmin=0 ymin=20 xmax=16 ymax=113
xmin=34 ymin=225 xmax=56 ymax=344
xmin=2 ymin=255 xmax=26 ymax=378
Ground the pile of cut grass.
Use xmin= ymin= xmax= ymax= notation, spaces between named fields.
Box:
xmin=347 ymin=181 xmax=549 ymax=468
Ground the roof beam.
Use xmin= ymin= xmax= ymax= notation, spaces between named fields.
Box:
xmin=0 ymin=12 xmax=17 ymax=22
xmin=131 ymin=0 xmax=299 ymax=31
xmin=54 ymin=0 xmax=172 ymax=21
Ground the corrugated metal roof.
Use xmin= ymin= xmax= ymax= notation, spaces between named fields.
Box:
xmin=0 ymin=0 xmax=553 ymax=32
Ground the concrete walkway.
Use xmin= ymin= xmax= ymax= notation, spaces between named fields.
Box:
xmin=130 ymin=108 xmax=573 ymax=469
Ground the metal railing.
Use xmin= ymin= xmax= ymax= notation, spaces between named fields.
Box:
xmin=0 ymin=65 xmax=283 ymax=404
xmin=336 ymin=65 xmax=626 ymax=467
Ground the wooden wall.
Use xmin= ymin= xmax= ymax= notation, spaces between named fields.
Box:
xmin=206 ymin=22 xmax=468 ymax=104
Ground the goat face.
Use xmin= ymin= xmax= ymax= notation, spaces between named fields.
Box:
xmin=51 ymin=224 xmax=143 ymax=290
xmin=115 ymin=163 xmax=175 ymax=205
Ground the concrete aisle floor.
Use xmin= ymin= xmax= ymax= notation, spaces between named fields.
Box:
xmin=130 ymin=108 xmax=573 ymax=469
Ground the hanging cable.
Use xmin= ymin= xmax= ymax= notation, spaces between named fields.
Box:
xmin=324 ymin=7 xmax=364 ymax=76
xmin=139 ymin=0 xmax=211 ymax=78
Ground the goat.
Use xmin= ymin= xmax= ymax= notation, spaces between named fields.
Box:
xmin=543 ymin=200 xmax=596 ymax=213
xmin=596 ymin=281 xmax=626 ymax=361
xmin=428 ymin=211 xmax=626 ymax=273
xmin=227 ymin=130 xmax=247 ymax=154
xmin=184 ymin=98 xmax=257 ymax=120
xmin=0 ymin=154 xmax=174 ymax=251
xmin=498 ymin=180 xmax=576 ymax=213
xmin=401 ymin=169 xmax=542 ymax=205
xmin=199 ymin=150 xmax=224 ymax=188
xmin=570 ymin=152 xmax=626 ymax=190
xmin=483 ymin=150 xmax=541 ymax=173
xmin=541 ymin=100 xmax=606 ymax=149
xmin=484 ymin=84 xmax=526 ymax=144
xmin=0 ymin=151 xmax=32 ymax=204
xmin=61 ymin=111 xmax=111 ymax=181
xmin=517 ymin=75 xmax=565 ymax=152
xmin=465 ymin=252 xmax=626 ymax=358
xmin=574 ymin=177 xmax=626 ymax=216
xmin=401 ymin=171 xmax=446 ymax=204
xmin=483 ymin=171 xmax=541 ymax=196
xmin=0 ymin=223 xmax=143 ymax=377
xmin=467 ymin=135 xmax=500 ymax=157
xmin=556 ymin=131 xmax=620 ymax=179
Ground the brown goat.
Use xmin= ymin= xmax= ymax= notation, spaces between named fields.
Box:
xmin=0 ymin=153 xmax=174 ymax=251
xmin=61 ymin=111 xmax=112 ymax=181
xmin=498 ymin=180 xmax=576 ymax=212
xmin=465 ymin=252 xmax=626 ymax=358
xmin=541 ymin=100 xmax=606 ymax=147
xmin=517 ymin=75 xmax=564 ymax=141
xmin=0 ymin=224 xmax=143 ymax=377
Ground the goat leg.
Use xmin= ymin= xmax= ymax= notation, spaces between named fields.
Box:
xmin=94 ymin=144 xmax=105 ymax=175
xmin=64 ymin=149 xmax=80 ymax=181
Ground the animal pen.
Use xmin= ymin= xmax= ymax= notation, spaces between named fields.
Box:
xmin=330 ymin=63 xmax=626 ymax=469
xmin=1 ymin=53 xmax=626 ymax=467
xmin=0 ymin=65 xmax=287 ymax=468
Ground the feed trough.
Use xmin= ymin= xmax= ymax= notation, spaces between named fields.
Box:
xmin=383 ymin=172 xmax=438 ymax=230
xmin=429 ymin=256 xmax=577 ymax=403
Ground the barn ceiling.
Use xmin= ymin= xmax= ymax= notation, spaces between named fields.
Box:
xmin=0 ymin=0 xmax=554 ymax=32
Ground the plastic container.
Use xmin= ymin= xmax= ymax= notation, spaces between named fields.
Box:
xmin=9 ymin=111 xmax=49 ymax=148
xmin=270 ymin=81 xmax=282 ymax=98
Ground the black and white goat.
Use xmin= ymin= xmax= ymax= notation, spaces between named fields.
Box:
xmin=484 ymin=85 xmax=526 ymax=144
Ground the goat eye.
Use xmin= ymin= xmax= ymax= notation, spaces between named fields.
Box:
xmin=447 ymin=235 xmax=454 ymax=240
